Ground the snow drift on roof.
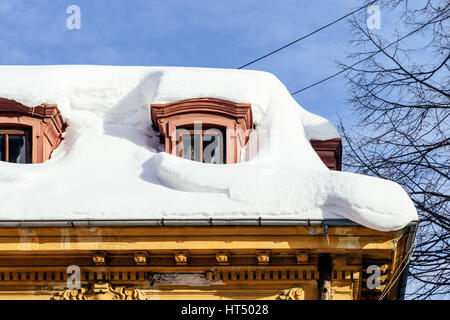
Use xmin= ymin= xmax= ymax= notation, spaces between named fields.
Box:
xmin=0 ymin=65 xmax=417 ymax=231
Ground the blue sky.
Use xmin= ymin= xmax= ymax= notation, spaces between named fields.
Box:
xmin=0 ymin=0 xmax=400 ymax=126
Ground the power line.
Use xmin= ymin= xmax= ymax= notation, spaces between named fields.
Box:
xmin=290 ymin=17 xmax=439 ymax=95
xmin=237 ymin=0 xmax=378 ymax=69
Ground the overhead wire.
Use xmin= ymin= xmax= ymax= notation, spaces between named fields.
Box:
xmin=290 ymin=14 xmax=442 ymax=95
xmin=237 ymin=0 xmax=379 ymax=69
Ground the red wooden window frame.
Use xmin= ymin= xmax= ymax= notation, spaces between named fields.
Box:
xmin=0 ymin=127 xmax=32 ymax=163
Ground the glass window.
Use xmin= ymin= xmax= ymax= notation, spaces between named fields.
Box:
xmin=9 ymin=135 xmax=26 ymax=163
xmin=0 ymin=129 xmax=30 ymax=163
xmin=176 ymin=127 xmax=225 ymax=164
xmin=203 ymin=132 xmax=224 ymax=164
xmin=181 ymin=133 xmax=201 ymax=162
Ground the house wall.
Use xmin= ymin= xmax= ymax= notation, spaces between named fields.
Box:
xmin=0 ymin=224 xmax=414 ymax=300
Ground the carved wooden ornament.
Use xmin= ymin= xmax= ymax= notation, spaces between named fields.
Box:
xmin=174 ymin=251 xmax=189 ymax=265
xmin=215 ymin=251 xmax=230 ymax=265
xmin=52 ymin=282 xmax=146 ymax=300
xmin=92 ymin=252 xmax=107 ymax=265
xmin=134 ymin=252 xmax=148 ymax=265
xmin=277 ymin=287 xmax=305 ymax=300
xmin=256 ymin=251 xmax=270 ymax=265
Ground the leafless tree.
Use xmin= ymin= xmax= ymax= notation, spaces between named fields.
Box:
xmin=339 ymin=0 xmax=449 ymax=299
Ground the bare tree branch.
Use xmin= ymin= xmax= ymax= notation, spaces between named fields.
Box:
xmin=339 ymin=0 xmax=449 ymax=299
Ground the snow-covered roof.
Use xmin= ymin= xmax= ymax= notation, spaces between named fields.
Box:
xmin=0 ymin=66 xmax=417 ymax=231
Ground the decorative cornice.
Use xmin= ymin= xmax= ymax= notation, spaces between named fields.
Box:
xmin=151 ymin=98 xmax=253 ymax=130
xmin=206 ymin=269 xmax=319 ymax=281
xmin=0 ymin=98 xmax=62 ymax=120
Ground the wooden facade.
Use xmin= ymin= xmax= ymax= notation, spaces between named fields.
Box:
xmin=0 ymin=221 xmax=417 ymax=300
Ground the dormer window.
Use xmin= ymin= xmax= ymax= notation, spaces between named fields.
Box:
xmin=151 ymin=98 xmax=253 ymax=164
xmin=310 ymin=138 xmax=342 ymax=171
xmin=0 ymin=98 xmax=66 ymax=164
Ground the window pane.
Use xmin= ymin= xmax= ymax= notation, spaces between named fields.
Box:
xmin=0 ymin=135 xmax=5 ymax=161
xmin=8 ymin=135 xmax=26 ymax=163
xmin=203 ymin=133 xmax=224 ymax=164
xmin=182 ymin=133 xmax=201 ymax=162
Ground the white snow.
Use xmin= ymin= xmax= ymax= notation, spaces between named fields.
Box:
xmin=0 ymin=65 xmax=417 ymax=231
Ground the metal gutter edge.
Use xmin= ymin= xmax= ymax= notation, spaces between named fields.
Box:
xmin=0 ymin=218 xmax=419 ymax=228
xmin=397 ymin=220 xmax=419 ymax=300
